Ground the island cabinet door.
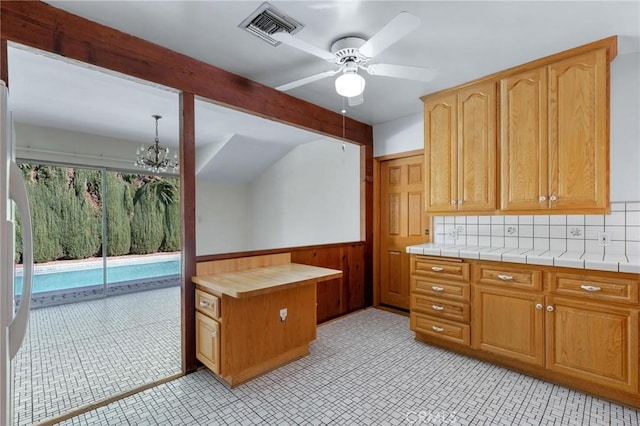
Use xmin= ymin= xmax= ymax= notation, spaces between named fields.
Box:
xmin=545 ymin=296 xmax=639 ymax=394
xmin=472 ymin=286 xmax=545 ymax=366
xmin=196 ymin=311 xmax=220 ymax=375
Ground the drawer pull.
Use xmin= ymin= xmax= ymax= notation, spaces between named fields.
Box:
xmin=535 ymin=303 xmax=543 ymax=310
xmin=432 ymin=326 xmax=444 ymax=332
xmin=431 ymin=286 xmax=444 ymax=292
xmin=431 ymin=266 xmax=444 ymax=272
xmin=498 ymin=274 xmax=514 ymax=281
xmin=199 ymin=301 xmax=210 ymax=308
xmin=432 ymin=305 xmax=444 ymax=311
xmin=211 ymin=331 xmax=217 ymax=338
xmin=580 ymin=285 xmax=602 ymax=292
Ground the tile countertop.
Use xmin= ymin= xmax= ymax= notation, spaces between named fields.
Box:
xmin=406 ymin=244 xmax=640 ymax=274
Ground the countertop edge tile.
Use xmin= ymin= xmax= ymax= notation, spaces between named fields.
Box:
xmin=405 ymin=244 xmax=638 ymax=273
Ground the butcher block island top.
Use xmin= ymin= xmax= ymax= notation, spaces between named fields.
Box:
xmin=193 ymin=263 xmax=343 ymax=298
xmin=192 ymin=253 xmax=343 ymax=387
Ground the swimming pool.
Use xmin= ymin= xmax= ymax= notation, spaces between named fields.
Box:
xmin=14 ymin=259 xmax=181 ymax=295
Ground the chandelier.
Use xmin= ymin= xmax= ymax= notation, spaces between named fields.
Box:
xmin=135 ymin=115 xmax=179 ymax=173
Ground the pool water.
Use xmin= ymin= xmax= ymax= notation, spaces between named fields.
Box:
xmin=14 ymin=260 xmax=180 ymax=295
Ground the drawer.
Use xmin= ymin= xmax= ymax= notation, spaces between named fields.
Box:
xmin=196 ymin=289 xmax=220 ymax=319
xmin=411 ymin=294 xmax=470 ymax=323
xmin=412 ymin=277 xmax=471 ymax=302
xmin=411 ymin=313 xmax=470 ymax=346
xmin=476 ymin=264 xmax=542 ymax=291
xmin=411 ymin=256 xmax=469 ymax=282
xmin=551 ymin=273 xmax=639 ymax=304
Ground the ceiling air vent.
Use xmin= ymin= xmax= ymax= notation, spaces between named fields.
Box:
xmin=239 ymin=2 xmax=303 ymax=46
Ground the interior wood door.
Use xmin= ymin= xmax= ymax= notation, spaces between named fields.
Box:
xmin=457 ymin=81 xmax=497 ymax=212
xmin=548 ymin=48 xmax=608 ymax=211
xmin=500 ymin=67 xmax=549 ymax=211
xmin=380 ymin=155 xmax=426 ymax=309
xmin=424 ymin=93 xmax=457 ymax=212
xmin=545 ymin=296 xmax=638 ymax=393
xmin=472 ymin=286 xmax=545 ymax=366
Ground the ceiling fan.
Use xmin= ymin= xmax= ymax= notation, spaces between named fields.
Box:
xmin=272 ymin=12 xmax=437 ymax=106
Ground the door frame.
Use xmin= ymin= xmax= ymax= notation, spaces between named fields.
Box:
xmin=373 ymin=149 xmax=426 ymax=307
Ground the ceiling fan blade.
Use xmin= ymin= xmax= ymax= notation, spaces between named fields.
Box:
xmin=275 ymin=69 xmax=339 ymax=91
xmin=365 ymin=63 xmax=437 ymax=82
xmin=348 ymin=94 xmax=364 ymax=107
xmin=358 ymin=12 xmax=421 ymax=58
xmin=271 ymin=32 xmax=335 ymax=61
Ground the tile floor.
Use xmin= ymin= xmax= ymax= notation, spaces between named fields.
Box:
xmin=13 ymin=287 xmax=182 ymax=425
xmin=53 ymin=308 xmax=639 ymax=426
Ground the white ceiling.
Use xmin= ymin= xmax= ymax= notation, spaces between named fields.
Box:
xmin=44 ymin=0 xmax=640 ymax=125
xmin=6 ymin=1 xmax=639 ymax=181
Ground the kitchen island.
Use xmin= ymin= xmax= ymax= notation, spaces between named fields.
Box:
xmin=192 ymin=253 xmax=342 ymax=387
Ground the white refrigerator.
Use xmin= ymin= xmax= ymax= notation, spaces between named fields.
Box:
xmin=0 ymin=80 xmax=33 ymax=425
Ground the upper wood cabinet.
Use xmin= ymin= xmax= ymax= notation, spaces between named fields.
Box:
xmin=501 ymin=48 xmax=609 ymax=212
xmin=423 ymin=36 xmax=616 ymax=215
xmin=424 ymin=81 xmax=496 ymax=213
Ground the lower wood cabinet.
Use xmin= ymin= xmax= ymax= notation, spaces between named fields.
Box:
xmin=472 ymin=285 xmax=545 ymax=366
xmin=409 ymin=254 xmax=640 ymax=408
xmin=195 ymin=311 xmax=220 ymax=375
xmin=546 ymin=295 xmax=639 ymax=393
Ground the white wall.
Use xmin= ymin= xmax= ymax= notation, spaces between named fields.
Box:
xmin=15 ymin=123 xmax=142 ymax=171
xmin=610 ymin=52 xmax=640 ymax=202
xmin=373 ymin=51 xmax=640 ymax=202
xmin=195 ymin=181 xmax=249 ymax=255
xmin=248 ymin=139 xmax=361 ymax=250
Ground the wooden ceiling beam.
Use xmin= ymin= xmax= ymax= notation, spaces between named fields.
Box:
xmin=0 ymin=1 xmax=373 ymax=146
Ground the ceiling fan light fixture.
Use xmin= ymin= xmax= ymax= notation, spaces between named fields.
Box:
xmin=335 ymin=72 xmax=365 ymax=98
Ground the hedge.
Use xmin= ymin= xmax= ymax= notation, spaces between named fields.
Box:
xmin=15 ymin=164 xmax=180 ymax=263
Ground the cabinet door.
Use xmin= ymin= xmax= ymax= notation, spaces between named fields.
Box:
xmin=472 ymin=286 xmax=544 ymax=366
xmin=457 ymin=81 xmax=496 ymax=212
xmin=545 ymin=296 xmax=638 ymax=393
xmin=424 ymin=93 xmax=457 ymax=212
xmin=500 ymin=68 xmax=548 ymax=211
xmin=196 ymin=311 xmax=220 ymax=375
xmin=548 ymin=48 xmax=608 ymax=211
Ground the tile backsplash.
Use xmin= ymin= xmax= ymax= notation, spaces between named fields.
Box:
xmin=433 ymin=202 xmax=640 ymax=256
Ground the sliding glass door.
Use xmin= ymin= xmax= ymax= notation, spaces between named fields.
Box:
xmin=12 ymin=163 xmax=182 ymax=425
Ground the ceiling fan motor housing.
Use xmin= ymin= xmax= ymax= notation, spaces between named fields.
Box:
xmin=330 ymin=37 xmax=369 ymax=65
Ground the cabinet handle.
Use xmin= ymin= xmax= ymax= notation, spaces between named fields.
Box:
xmin=535 ymin=303 xmax=543 ymax=310
xmin=450 ymin=200 xmax=457 ymax=205
xmin=546 ymin=305 xmax=554 ymax=312
xmin=432 ymin=326 xmax=444 ymax=332
xmin=431 ymin=266 xmax=444 ymax=272
xmin=211 ymin=331 xmax=217 ymax=338
xmin=580 ymin=285 xmax=602 ymax=292
xmin=497 ymin=274 xmax=513 ymax=281
xmin=432 ymin=305 xmax=445 ymax=311
xmin=539 ymin=195 xmax=546 ymax=202
xmin=431 ymin=286 xmax=444 ymax=292
xmin=199 ymin=301 xmax=209 ymax=307
xmin=458 ymin=199 xmax=463 ymax=205
xmin=550 ymin=195 xmax=557 ymax=202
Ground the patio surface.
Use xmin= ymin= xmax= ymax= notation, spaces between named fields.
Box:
xmin=12 ymin=286 xmax=181 ymax=425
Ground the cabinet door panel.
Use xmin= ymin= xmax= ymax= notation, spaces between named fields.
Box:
xmin=458 ymin=82 xmax=496 ymax=212
xmin=548 ymin=49 xmax=608 ymax=210
xmin=424 ymin=94 xmax=457 ymax=212
xmin=500 ymin=68 xmax=548 ymax=211
xmin=472 ymin=286 xmax=544 ymax=366
xmin=196 ymin=311 xmax=220 ymax=375
xmin=546 ymin=296 xmax=638 ymax=393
